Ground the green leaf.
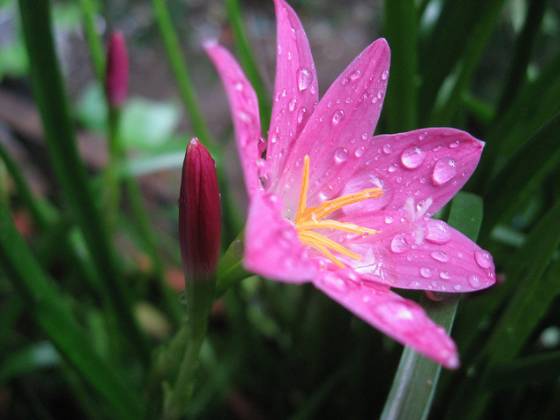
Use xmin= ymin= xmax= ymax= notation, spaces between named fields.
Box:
xmin=481 ymin=112 xmax=560 ymax=238
xmin=18 ymin=0 xmax=149 ymax=362
xmin=380 ymin=192 xmax=483 ymax=420
xmin=216 ymin=235 xmax=250 ymax=296
xmin=120 ymin=98 xmax=180 ymax=150
xmin=0 ymin=342 xmax=60 ymax=383
xmin=483 ymin=348 xmax=560 ymax=390
xmin=384 ymin=0 xmax=418 ymax=132
xmin=0 ymin=200 xmax=143 ymax=420
xmin=482 ymin=203 xmax=560 ymax=364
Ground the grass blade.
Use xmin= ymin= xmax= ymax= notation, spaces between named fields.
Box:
xmin=380 ymin=192 xmax=483 ymax=420
xmin=384 ymin=0 xmax=418 ymax=132
xmin=18 ymin=0 xmax=149 ymax=363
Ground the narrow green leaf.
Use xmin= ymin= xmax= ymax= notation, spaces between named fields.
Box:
xmin=225 ymin=0 xmax=271 ymax=131
xmin=380 ymin=192 xmax=483 ymax=420
xmin=483 ymin=205 xmax=560 ymax=364
xmin=0 ymin=342 xmax=60 ymax=383
xmin=18 ymin=0 xmax=149 ymax=362
xmin=496 ymin=0 xmax=548 ymax=113
xmin=151 ymin=0 xmax=219 ymax=154
xmin=484 ymin=348 xmax=560 ymax=390
xmin=431 ymin=0 xmax=505 ymax=124
xmin=481 ymin=112 xmax=560 ymax=239
xmin=384 ymin=0 xmax=418 ymax=132
xmin=418 ymin=0 xmax=487 ymax=122
xmin=0 ymin=201 xmax=143 ymax=420
xmin=79 ymin=0 xmax=105 ymax=82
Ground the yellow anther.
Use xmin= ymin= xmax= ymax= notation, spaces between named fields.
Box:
xmin=294 ymin=154 xmax=383 ymax=267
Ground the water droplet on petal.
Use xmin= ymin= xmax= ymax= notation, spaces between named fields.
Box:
xmin=238 ymin=110 xmax=251 ymax=123
xmin=297 ymin=107 xmax=307 ymax=125
xmin=432 ymin=157 xmax=457 ymax=185
xmin=468 ymin=275 xmax=481 ymax=288
xmin=390 ymin=234 xmax=408 ymax=253
xmin=401 ymin=147 xmax=426 ymax=169
xmin=381 ymin=69 xmax=389 ymax=80
xmin=388 ymin=164 xmax=398 ymax=173
xmin=382 ymin=144 xmax=392 ymax=154
xmin=288 ymin=98 xmax=297 ymax=112
xmin=449 ymin=140 xmax=460 ymax=149
xmin=270 ymin=135 xmax=278 ymax=144
xmin=354 ymin=146 xmax=365 ymax=158
xmin=440 ymin=271 xmax=451 ymax=280
xmin=234 ymin=81 xmax=244 ymax=91
xmin=384 ymin=215 xmax=393 ymax=224
xmin=297 ymin=67 xmax=313 ymax=92
xmin=420 ymin=267 xmax=432 ymax=278
xmin=426 ymin=220 xmax=451 ymax=244
xmin=322 ymin=273 xmax=347 ymax=292
xmin=474 ymin=250 xmax=493 ymax=269
xmin=431 ymin=250 xmax=449 ymax=262
xmin=332 ymin=110 xmax=344 ymax=125
xmin=350 ymin=69 xmax=362 ymax=81
xmin=334 ymin=147 xmax=349 ymax=164
xmin=257 ymin=137 xmax=266 ymax=154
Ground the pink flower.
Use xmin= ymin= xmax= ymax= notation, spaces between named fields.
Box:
xmin=206 ymin=0 xmax=495 ymax=368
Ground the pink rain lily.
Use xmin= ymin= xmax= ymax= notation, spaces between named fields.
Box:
xmin=206 ymin=0 xmax=496 ymax=368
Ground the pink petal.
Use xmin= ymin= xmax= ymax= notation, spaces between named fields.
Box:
xmin=205 ymin=42 xmax=262 ymax=195
xmin=335 ymin=210 xmax=496 ymax=293
xmin=275 ymin=38 xmax=390 ymax=212
xmin=244 ymin=192 xmax=316 ymax=283
xmin=266 ymin=0 xmax=319 ymax=185
xmin=340 ymin=128 xmax=484 ymax=217
xmin=314 ymin=271 xmax=459 ymax=368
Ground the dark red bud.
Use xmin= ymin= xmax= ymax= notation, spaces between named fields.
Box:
xmin=105 ymin=31 xmax=129 ymax=107
xmin=179 ymin=139 xmax=221 ymax=280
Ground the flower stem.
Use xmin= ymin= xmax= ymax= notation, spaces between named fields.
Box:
xmin=163 ymin=278 xmax=214 ymax=419
xmin=79 ymin=0 xmax=105 ymax=82
xmin=150 ymin=0 xmax=219 ymax=155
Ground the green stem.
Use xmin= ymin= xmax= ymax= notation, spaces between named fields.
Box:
xmin=79 ymin=0 xmax=106 ymax=82
xmin=18 ymin=0 xmax=149 ymax=364
xmin=163 ymin=278 xmax=214 ymax=419
xmin=151 ymin=0 xmax=219 ymax=155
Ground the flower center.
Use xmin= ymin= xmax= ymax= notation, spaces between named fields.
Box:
xmin=294 ymin=155 xmax=383 ymax=268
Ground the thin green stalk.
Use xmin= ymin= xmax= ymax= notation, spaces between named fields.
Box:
xmin=0 ymin=140 xmax=53 ymax=230
xmin=163 ymin=278 xmax=214 ymax=419
xmin=496 ymin=0 xmax=548 ymax=114
xmin=0 ymin=199 xmax=143 ymax=420
xmin=79 ymin=0 xmax=105 ymax=82
xmin=151 ymin=0 xmax=218 ymax=154
xmin=103 ymin=106 xmax=123 ymax=227
xmin=225 ymin=0 xmax=271 ymax=131
xmin=384 ymin=0 xmax=418 ymax=132
xmin=18 ymin=0 xmax=149 ymax=364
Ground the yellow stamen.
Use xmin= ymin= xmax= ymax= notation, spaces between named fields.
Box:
xmin=295 ymin=154 xmax=383 ymax=268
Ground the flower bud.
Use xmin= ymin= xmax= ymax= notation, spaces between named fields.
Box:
xmin=105 ymin=31 xmax=129 ymax=107
xmin=179 ymin=138 xmax=221 ymax=280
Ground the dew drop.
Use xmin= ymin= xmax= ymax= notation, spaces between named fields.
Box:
xmin=468 ymin=275 xmax=481 ymax=288
xmin=388 ymin=164 xmax=398 ymax=173
xmin=420 ymin=267 xmax=432 ymax=278
xmin=401 ymin=147 xmax=426 ymax=169
xmin=384 ymin=215 xmax=393 ymax=224
xmin=270 ymin=135 xmax=278 ymax=144
xmin=288 ymin=98 xmax=297 ymax=112
xmin=474 ymin=250 xmax=492 ymax=269
xmin=432 ymin=157 xmax=457 ymax=185
xmin=431 ymin=250 xmax=449 ymax=263
xmin=297 ymin=67 xmax=313 ymax=92
xmin=390 ymin=234 xmax=408 ymax=253
xmin=349 ymin=69 xmax=362 ymax=81
xmin=440 ymin=271 xmax=451 ymax=280
xmin=234 ymin=81 xmax=244 ymax=91
xmin=449 ymin=140 xmax=460 ymax=149
xmin=238 ymin=110 xmax=251 ymax=123
xmin=354 ymin=146 xmax=365 ymax=158
xmin=382 ymin=144 xmax=392 ymax=154
xmin=332 ymin=110 xmax=344 ymax=125
xmin=334 ymin=147 xmax=349 ymax=164
xmin=257 ymin=137 xmax=266 ymax=155
xmin=322 ymin=273 xmax=347 ymax=292
xmin=425 ymin=220 xmax=451 ymax=244
xmin=381 ymin=69 xmax=389 ymax=80
xmin=297 ymin=107 xmax=307 ymax=125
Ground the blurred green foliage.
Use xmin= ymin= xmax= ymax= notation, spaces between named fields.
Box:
xmin=1 ymin=0 xmax=560 ymax=419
